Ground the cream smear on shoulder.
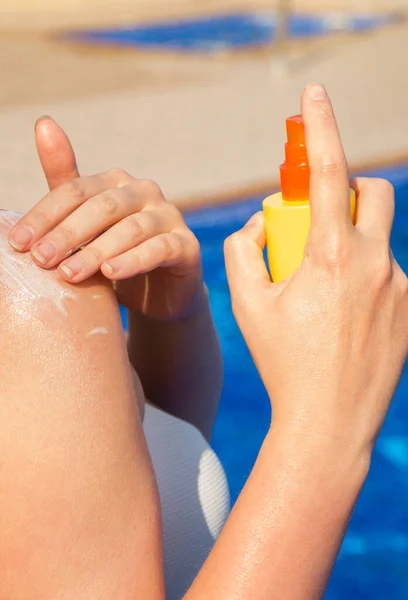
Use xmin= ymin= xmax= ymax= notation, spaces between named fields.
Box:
xmin=0 ymin=210 xmax=76 ymax=315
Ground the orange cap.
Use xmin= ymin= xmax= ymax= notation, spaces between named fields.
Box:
xmin=280 ymin=115 xmax=310 ymax=201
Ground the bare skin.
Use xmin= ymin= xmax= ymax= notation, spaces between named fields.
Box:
xmin=9 ymin=119 xmax=223 ymax=439
xmin=186 ymin=84 xmax=408 ymax=599
xmin=0 ymin=228 xmax=164 ymax=599
xmin=1 ymin=84 xmax=406 ymax=600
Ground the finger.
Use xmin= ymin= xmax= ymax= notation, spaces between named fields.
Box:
xmin=58 ymin=210 xmax=167 ymax=282
xmin=8 ymin=169 xmax=130 ymax=252
xmin=224 ymin=212 xmax=271 ymax=306
xmin=101 ymin=230 xmax=195 ymax=280
xmin=352 ymin=177 xmax=395 ymax=241
xmin=35 ymin=117 xmax=79 ymax=190
xmin=29 ymin=186 xmax=143 ymax=268
xmin=301 ymin=84 xmax=350 ymax=232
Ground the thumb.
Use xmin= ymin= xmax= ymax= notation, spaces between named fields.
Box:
xmin=224 ymin=212 xmax=271 ymax=310
xmin=35 ymin=116 xmax=80 ymax=190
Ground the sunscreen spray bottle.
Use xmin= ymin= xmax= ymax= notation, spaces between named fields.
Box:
xmin=263 ymin=115 xmax=356 ymax=282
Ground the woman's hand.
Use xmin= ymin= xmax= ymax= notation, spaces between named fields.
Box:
xmin=225 ymin=84 xmax=408 ymax=458
xmin=8 ymin=118 xmax=202 ymax=320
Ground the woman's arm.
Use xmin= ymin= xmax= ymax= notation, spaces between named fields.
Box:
xmin=185 ymin=426 xmax=368 ymax=600
xmin=0 ymin=211 xmax=164 ymax=600
xmin=127 ymin=283 xmax=223 ymax=440
xmin=185 ymin=84 xmax=408 ymax=599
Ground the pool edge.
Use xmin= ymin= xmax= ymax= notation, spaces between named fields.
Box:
xmin=176 ymin=149 xmax=408 ymax=213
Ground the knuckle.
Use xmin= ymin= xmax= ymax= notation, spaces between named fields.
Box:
xmin=126 ymin=216 xmax=145 ymax=241
xmin=99 ymin=191 xmax=119 ymax=216
xmin=59 ymin=180 xmax=85 ymax=204
xmin=316 ymin=101 xmax=334 ymax=121
xmin=165 ymin=202 xmax=182 ymax=221
xmin=180 ymin=231 xmax=200 ymax=266
xmin=318 ymin=154 xmax=347 ymax=179
xmin=310 ymin=231 xmax=350 ymax=273
xmin=30 ymin=209 xmax=53 ymax=230
xmin=127 ymin=251 xmax=141 ymax=271
xmin=187 ymin=232 xmax=200 ymax=259
xmin=139 ymin=179 xmax=164 ymax=199
xmin=157 ymin=235 xmax=173 ymax=259
xmin=224 ymin=232 xmax=244 ymax=253
xmin=163 ymin=233 xmax=183 ymax=258
xmin=130 ymin=247 xmax=142 ymax=265
xmin=372 ymin=249 xmax=393 ymax=286
xmin=373 ymin=178 xmax=395 ymax=199
xmin=55 ymin=224 xmax=76 ymax=247
xmin=85 ymin=244 xmax=106 ymax=265
xmin=108 ymin=167 xmax=130 ymax=182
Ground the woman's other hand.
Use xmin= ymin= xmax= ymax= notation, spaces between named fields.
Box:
xmin=8 ymin=118 xmax=202 ymax=320
xmin=225 ymin=84 xmax=408 ymax=458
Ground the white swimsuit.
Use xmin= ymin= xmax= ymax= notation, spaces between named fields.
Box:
xmin=143 ymin=404 xmax=230 ymax=599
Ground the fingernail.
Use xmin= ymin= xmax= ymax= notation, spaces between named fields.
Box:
xmin=31 ymin=241 xmax=57 ymax=264
xmin=35 ymin=115 xmax=53 ymax=129
xmin=9 ymin=225 xmax=34 ymax=250
xmin=305 ymin=83 xmax=327 ymax=100
xmin=102 ymin=262 xmax=116 ymax=276
xmin=60 ymin=256 xmax=84 ymax=279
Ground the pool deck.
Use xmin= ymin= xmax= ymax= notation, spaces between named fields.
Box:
xmin=1 ymin=1 xmax=408 ymax=213
xmin=1 ymin=1 xmax=406 ymax=29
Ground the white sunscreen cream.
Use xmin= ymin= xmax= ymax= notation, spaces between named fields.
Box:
xmin=0 ymin=210 xmax=76 ymax=315
xmin=86 ymin=327 xmax=109 ymax=338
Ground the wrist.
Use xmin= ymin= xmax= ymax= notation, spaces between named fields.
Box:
xmin=265 ymin=421 xmax=371 ymax=496
xmin=126 ymin=281 xmax=212 ymax=370
xmin=128 ymin=281 xmax=209 ymax=326
xmin=172 ymin=280 xmax=209 ymax=320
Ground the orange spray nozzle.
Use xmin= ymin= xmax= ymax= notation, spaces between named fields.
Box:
xmin=280 ymin=115 xmax=310 ymax=201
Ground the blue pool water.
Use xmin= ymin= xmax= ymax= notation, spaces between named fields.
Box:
xmin=122 ymin=162 xmax=408 ymax=598
xmin=71 ymin=12 xmax=397 ymax=52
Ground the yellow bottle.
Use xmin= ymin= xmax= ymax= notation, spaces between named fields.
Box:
xmin=263 ymin=115 xmax=356 ymax=283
